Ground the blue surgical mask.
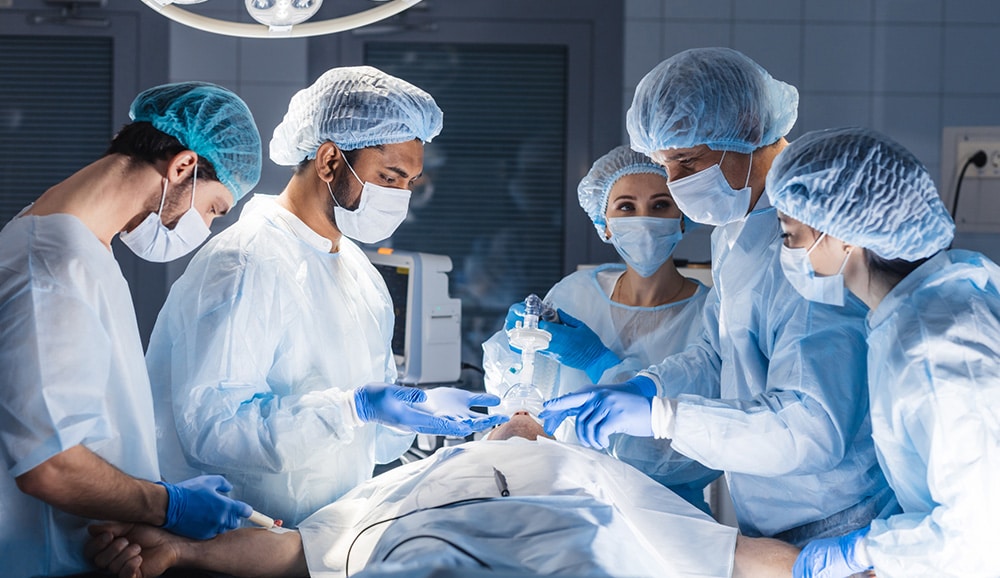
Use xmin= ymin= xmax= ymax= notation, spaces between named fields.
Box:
xmin=120 ymin=166 xmax=211 ymax=263
xmin=606 ymin=216 xmax=683 ymax=277
xmin=666 ymin=150 xmax=753 ymax=226
xmin=779 ymin=232 xmax=854 ymax=306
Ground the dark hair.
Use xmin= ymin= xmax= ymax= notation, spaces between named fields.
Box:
xmin=105 ymin=121 xmax=218 ymax=183
xmin=865 ymin=248 xmax=927 ymax=290
xmin=293 ymin=146 xmax=371 ymax=176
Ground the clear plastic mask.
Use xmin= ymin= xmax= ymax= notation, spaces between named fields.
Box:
xmin=500 ymin=383 xmax=545 ymax=418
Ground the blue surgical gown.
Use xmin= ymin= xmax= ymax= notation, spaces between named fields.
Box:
xmin=483 ymin=264 xmax=720 ymax=511
xmin=147 ymin=195 xmax=412 ymax=527
xmin=864 ymin=250 xmax=1000 ymax=577
xmin=0 ymin=214 xmax=160 ymax=577
xmin=642 ymin=200 xmax=890 ymax=538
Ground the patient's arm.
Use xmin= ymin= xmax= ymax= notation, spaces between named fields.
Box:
xmin=86 ymin=522 xmax=308 ymax=578
xmin=733 ymin=535 xmax=799 ymax=578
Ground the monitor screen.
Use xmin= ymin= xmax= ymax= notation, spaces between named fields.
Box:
xmin=372 ymin=262 xmax=409 ymax=361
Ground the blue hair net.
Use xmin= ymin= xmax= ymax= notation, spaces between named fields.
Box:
xmin=767 ymin=127 xmax=954 ymax=261
xmin=578 ymin=145 xmax=668 ymax=236
xmin=130 ymin=81 xmax=262 ymax=202
xmin=269 ymin=66 xmax=443 ymax=166
xmin=627 ymin=47 xmax=798 ymax=155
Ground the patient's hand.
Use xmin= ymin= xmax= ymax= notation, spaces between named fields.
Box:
xmin=86 ymin=522 xmax=181 ymax=578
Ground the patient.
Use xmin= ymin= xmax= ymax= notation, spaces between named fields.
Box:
xmin=88 ymin=411 xmax=799 ymax=578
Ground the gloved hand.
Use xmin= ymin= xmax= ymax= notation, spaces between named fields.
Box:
xmin=539 ymin=309 xmax=621 ymax=383
xmin=793 ymin=526 xmax=873 ymax=578
xmin=538 ymin=389 xmax=653 ymax=449
xmin=158 ymin=475 xmax=251 ymax=540
xmin=571 ymin=375 xmax=658 ymax=398
xmin=419 ymin=387 xmax=509 ymax=430
xmin=355 ymin=384 xmax=505 ymax=437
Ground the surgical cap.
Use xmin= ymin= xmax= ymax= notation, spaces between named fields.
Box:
xmin=269 ymin=66 xmax=443 ymax=166
xmin=627 ymin=47 xmax=798 ymax=155
xmin=578 ymin=145 xmax=668 ymax=236
xmin=767 ymin=127 xmax=954 ymax=261
xmin=130 ymin=82 xmax=262 ymax=202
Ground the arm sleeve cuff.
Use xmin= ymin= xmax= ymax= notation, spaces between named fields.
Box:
xmin=346 ymin=391 xmax=364 ymax=428
xmin=650 ymin=397 xmax=677 ymax=439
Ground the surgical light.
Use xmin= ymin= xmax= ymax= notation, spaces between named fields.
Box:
xmin=139 ymin=0 xmax=423 ymax=39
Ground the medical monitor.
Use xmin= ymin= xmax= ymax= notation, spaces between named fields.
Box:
xmin=365 ymin=248 xmax=462 ymax=384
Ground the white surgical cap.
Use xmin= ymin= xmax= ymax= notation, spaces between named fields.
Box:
xmin=578 ymin=145 xmax=668 ymax=236
xmin=767 ymin=127 xmax=954 ymax=261
xmin=269 ymin=66 xmax=443 ymax=166
xmin=627 ymin=47 xmax=798 ymax=155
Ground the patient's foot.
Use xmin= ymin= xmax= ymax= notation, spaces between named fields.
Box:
xmin=87 ymin=522 xmax=183 ymax=578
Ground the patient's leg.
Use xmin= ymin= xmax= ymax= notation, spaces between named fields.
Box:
xmin=87 ymin=522 xmax=308 ymax=578
xmin=732 ymin=535 xmax=800 ymax=578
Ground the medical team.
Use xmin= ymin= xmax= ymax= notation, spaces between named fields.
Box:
xmin=0 ymin=45 xmax=995 ymax=578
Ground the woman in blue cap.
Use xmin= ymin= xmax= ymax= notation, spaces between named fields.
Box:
xmin=0 ymin=81 xmax=263 ymax=577
xmin=768 ymin=127 xmax=1000 ymax=578
xmin=484 ymin=145 xmax=720 ymax=512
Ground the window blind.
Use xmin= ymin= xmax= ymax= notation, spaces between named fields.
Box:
xmin=0 ymin=35 xmax=112 ymax=228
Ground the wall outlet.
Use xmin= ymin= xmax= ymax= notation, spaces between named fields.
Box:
xmin=957 ymin=140 xmax=1000 ymax=179
xmin=942 ymin=127 xmax=1000 ymax=233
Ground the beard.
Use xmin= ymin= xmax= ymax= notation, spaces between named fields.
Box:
xmin=326 ymin=167 xmax=359 ymax=226
xmin=156 ymin=176 xmax=196 ymax=229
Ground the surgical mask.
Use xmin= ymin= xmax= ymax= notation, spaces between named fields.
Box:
xmin=606 ymin=216 xmax=683 ymax=277
xmin=330 ymin=156 xmax=411 ymax=244
xmin=120 ymin=167 xmax=210 ymax=263
xmin=780 ymin=232 xmax=854 ymax=306
xmin=666 ymin=150 xmax=753 ymax=226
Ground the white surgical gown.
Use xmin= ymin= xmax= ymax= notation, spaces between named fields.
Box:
xmin=148 ymin=196 xmax=412 ymax=527
xmin=482 ymin=264 xmax=720 ymax=509
xmin=0 ymin=214 xmax=160 ymax=578
xmin=864 ymin=250 xmax=1000 ymax=577
xmin=298 ymin=437 xmax=738 ymax=578
xmin=643 ymin=201 xmax=889 ymax=538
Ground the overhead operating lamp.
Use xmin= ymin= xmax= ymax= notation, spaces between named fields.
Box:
xmin=139 ymin=0 xmax=422 ymax=38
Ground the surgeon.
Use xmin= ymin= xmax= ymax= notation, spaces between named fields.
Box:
xmin=765 ymin=127 xmax=1000 ymax=578
xmin=0 ymin=82 xmax=262 ymax=577
xmin=483 ymin=145 xmax=719 ymax=511
xmin=147 ymin=66 xmax=505 ymax=529
xmin=541 ymin=48 xmax=893 ymax=545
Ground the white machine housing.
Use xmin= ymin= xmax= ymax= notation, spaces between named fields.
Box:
xmin=365 ymin=248 xmax=462 ymax=384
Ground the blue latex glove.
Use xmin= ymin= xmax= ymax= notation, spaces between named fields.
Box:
xmin=540 ymin=376 xmax=657 ymax=432
xmin=539 ymin=309 xmax=621 ymax=383
xmin=572 ymin=375 xmax=658 ymax=398
xmin=355 ymin=384 xmax=505 ymax=437
xmin=418 ymin=387 xmax=509 ymax=430
xmin=793 ymin=527 xmax=872 ymax=578
xmin=538 ymin=389 xmax=653 ymax=449
xmin=158 ymin=475 xmax=251 ymax=540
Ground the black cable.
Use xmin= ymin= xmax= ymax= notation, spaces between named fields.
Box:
xmin=379 ymin=534 xmax=492 ymax=568
xmin=461 ymin=362 xmax=485 ymax=375
xmin=952 ymin=150 xmax=988 ymax=219
xmin=344 ymin=496 xmax=498 ymax=577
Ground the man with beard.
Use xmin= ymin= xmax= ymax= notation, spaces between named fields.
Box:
xmin=146 ymin=67 xmax=505 ymax=529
